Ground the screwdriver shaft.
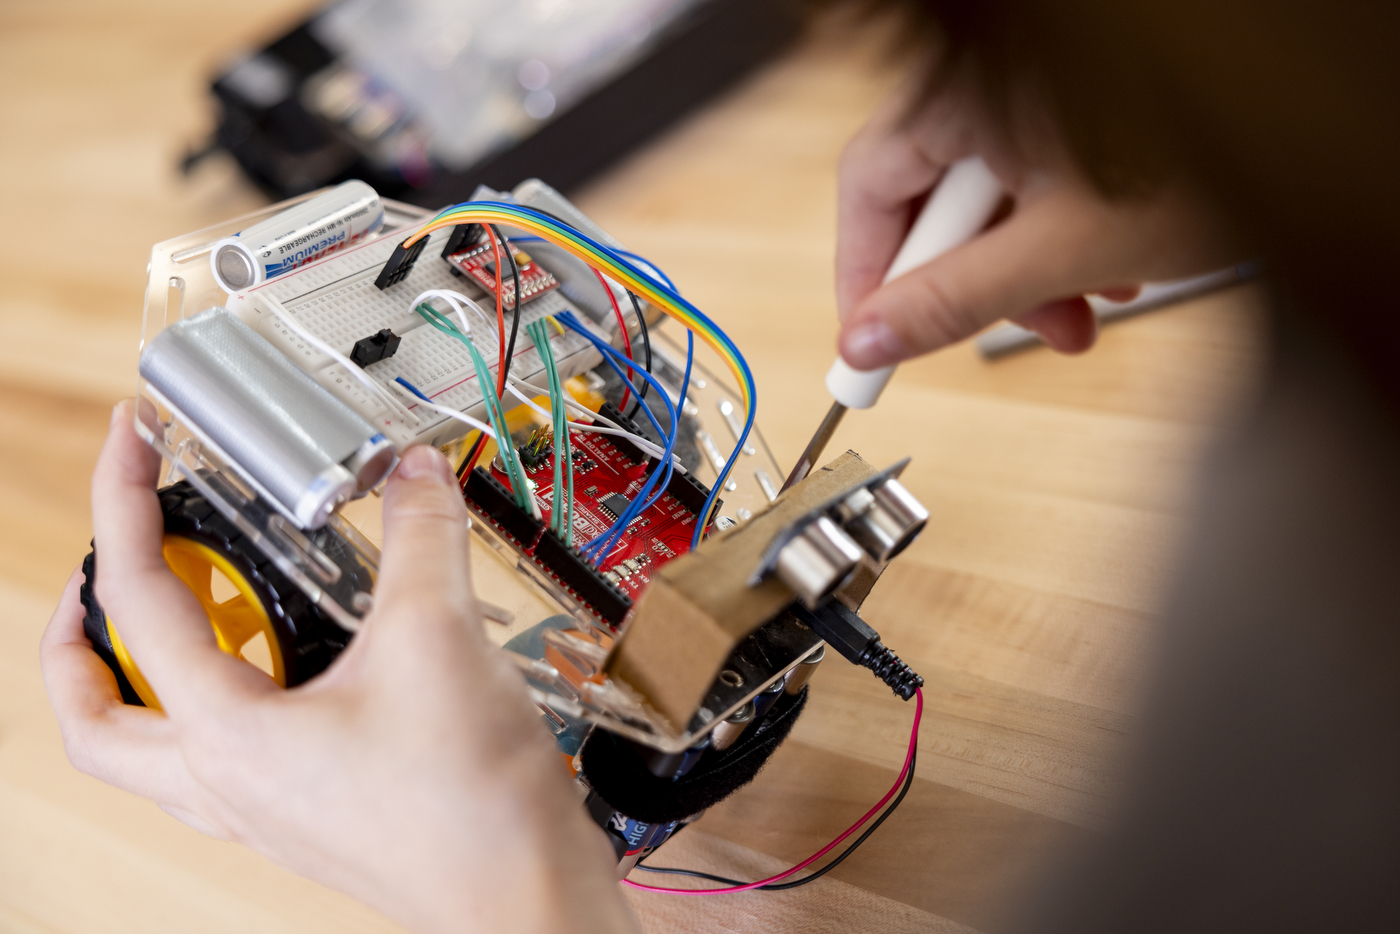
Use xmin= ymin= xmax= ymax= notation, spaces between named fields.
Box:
xmin=780 ymin=401 xmax=848 ymax=494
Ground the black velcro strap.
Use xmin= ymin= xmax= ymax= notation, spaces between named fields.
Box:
xmin=580 ymin=687 xmax=808 ymax=824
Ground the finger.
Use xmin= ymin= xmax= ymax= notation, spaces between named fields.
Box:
xmin=835 ymin=117 xmax=950 ymax=319
xmin=837 ymin=182 xmax=1223 ymax=366
xmin=834 ymin=75 xmax=1010 ymax=320
xmin=91 ymin=400 xmax=268 ymax=715
xmin=40 ymin=566 xmax=203 ymax=804
xmin=1094 ymin=285 xmax=1143 ymax=303
xmin=159 ymin=804 xmax=231 ymax=840
xmin=371 ymin=445 xmax=478 ymax=634
xmin=1012 ymin=297 xmax=1099 ymax=354
xmin=42 ymin=567 xmax=122 ymax=713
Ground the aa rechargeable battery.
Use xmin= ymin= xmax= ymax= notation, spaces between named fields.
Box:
xmin=210 ymin=180 xmax=384 ymax=292
xmin=139 ymin=307 xmax=396 ymax=528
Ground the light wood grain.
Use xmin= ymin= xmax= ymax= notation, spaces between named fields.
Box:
xmin=0 ymin=3 xmax=1265 ymax=932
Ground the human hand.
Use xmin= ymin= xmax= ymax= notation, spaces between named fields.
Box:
xmin=835 ymin=73 xmax=1240 ymax=366
xmin=41 ymin=400 xmax=638 ymax=934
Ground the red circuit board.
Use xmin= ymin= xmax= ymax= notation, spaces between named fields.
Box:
xmin=446 ymin=240 xmax=561 ymax=310
xmin=487 ymin=428 xmax=695 ymax=601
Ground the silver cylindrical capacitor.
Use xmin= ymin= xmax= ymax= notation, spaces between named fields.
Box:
xmin=140 ymin=307 xmax=397 ymax=528
xmin=784 ymin=645 xmax=824 ymax=695
xmin=710 ymin=702 xmax=755 ymax=752
xmin=751 ymin=677 xmax=786 ymax=720
xmin=210 ymin=180 xmax=384 ymax=293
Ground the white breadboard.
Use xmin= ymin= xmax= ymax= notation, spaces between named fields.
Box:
xmin=226 ymin=226 xmax=600 ymax=449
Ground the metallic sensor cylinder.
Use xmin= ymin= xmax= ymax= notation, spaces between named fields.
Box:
xmin=210 ymin=180 xmax=384 ymax=293
xmin=843 ymin=478 xmax=930 ymax=562
xmin=774 ymin=515 xmax=864 ymax=608
xmin=140 ymin=307 xmax=396 ymax=528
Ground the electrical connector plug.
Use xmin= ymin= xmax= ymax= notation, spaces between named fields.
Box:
xmin=374 ymin=236 xmax=428 ymax=290
xmin=791 ymin=601 xmax=924 ymax=700
xmin=439 ymin=223 xmax=480 ymax=259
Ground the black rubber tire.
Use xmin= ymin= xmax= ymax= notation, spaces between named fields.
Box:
xmin=79 ymin=480 xmax=356 ymax=707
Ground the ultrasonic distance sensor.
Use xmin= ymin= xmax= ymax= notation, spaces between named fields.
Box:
xmin=843 ymin=478 xmax=929 ymax=563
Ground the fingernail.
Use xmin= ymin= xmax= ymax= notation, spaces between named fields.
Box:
xmin=841 ymin=320 xmax=908 ymax=368
xmin=110 ymin=401 xmax=125 ymax=428
xmin=395 ymin=445 xmax=452 ymax=484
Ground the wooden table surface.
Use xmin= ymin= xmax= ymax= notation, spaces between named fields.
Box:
xmin=0 ymin=3 xmax=1265 ymax=932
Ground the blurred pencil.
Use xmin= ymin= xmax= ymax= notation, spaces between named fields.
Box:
xmin=975 ymin=262 xmax=1261 ymax=358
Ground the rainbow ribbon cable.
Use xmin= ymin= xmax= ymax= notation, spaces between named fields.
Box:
xmin=403 ymin=202 xmax=756 ymax=547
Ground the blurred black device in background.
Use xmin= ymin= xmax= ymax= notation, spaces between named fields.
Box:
xmin=188 ymin=0 xmax=803 ymax=206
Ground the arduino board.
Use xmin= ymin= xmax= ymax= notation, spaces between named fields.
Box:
xmin=465 ymin=402 xmax=717 ymax=627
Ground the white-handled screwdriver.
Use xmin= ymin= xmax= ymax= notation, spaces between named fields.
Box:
xmin=780 ymin=156 xmax=1005 ymax=492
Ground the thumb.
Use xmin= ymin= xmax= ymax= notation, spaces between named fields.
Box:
xmin=372 ymin=445 xmax=478 ymax=629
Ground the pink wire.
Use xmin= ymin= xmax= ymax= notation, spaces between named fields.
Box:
xmin=623 ymin=687 xmax=924 ymax=895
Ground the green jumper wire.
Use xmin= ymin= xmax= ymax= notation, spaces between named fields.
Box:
xmin=414 ymin=303 xmax=535 ymax=514
xmin=526 ymin=319 xmax=574 ymax=542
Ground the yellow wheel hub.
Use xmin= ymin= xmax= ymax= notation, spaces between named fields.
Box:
xmin=106 ymin=535 xmax=286 ymax=710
